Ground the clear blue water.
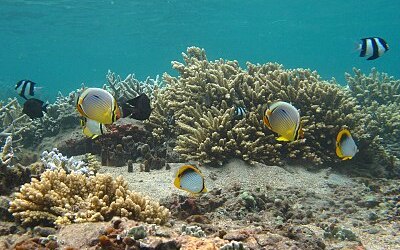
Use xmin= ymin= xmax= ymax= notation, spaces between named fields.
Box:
xmin=1 ymin=0 xmax=399 ymax=101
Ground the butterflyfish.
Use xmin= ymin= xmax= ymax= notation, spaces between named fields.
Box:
xmin=263 ymin=101 xmax=303 ymax=142
xmin=76 ymin=88 xmax=120 ymax=124
xmin=336 ymin=128 xmax=358 ymax=160
xmin=15 ymin=80 xmax=39 ymax=100
xmin=120 ymin=93 xmax=152 ymax=120
xmin=174 ymin=165 xmax=207 ymax=194
xmin=23 ymin=98 xmax=48 ymax=119
xmin=80 ymin=117 xmax=107 ymax=139
xmin=358 ymin=37 xmax=389 ymax=60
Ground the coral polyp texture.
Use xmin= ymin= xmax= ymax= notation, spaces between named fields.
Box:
xmin=9 ymin=169 xmax=170 ymax=226
xmin=148 ymin=47 xmax=376 ymax=167
xmin=346 ymin=68 xmax=400 ymax=161
xmin=0 ymin=98 xmax=31 ymax=146
xmin=105 ymin=70 xmax=163 ymax=102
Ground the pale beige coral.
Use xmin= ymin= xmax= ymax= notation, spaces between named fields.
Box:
xmin=9 ymin=169 xmax=170 ymax=226
xmin=346 ymin=67 xmax=400 ymax=105
xmin=148 ymin=47 xmax=369 ymax=166
xmin=345 ymin=68 xmax=400 ymax=163
xmin=0 ymin=98 xmax=31 ymax=146
xmin=105 ymin=70 xmax=162 ymax=102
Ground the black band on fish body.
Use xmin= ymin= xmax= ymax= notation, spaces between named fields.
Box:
xmin=367 ymin=38 xmax=380 ymax=60
xmin=20 ymin=81 xmax=28 ymax=99
xmin=360 ymin=39 xmax=367 ymax=57
xmin=377 ymin=37 xmax=389 ymax=51
xmin=29 ymin=81 xmax=35 ymax=96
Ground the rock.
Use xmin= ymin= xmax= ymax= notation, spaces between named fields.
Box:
xmin=223 ymin=232 xmax=249 ymax=241
xmin=127 ymin=225 xmax=147 ymax=240
xmin=359 ymin=195 xmax=379 ymax=208
xmin=33 ymin=226 xmax=57 ymax=237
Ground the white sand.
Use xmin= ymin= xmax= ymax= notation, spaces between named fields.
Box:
xmin=99 ymin=159 xmax=355 ymax=201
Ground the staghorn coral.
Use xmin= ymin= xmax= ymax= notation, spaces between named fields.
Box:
xmin=148 ymin=47 xmax=368 ymax=166
xmin=0 ymin=98 xmax=32 ymax=147
xmin=0 ymin=136 xmax=31 ymax=195
xmin=0 ymin=136 xmax=13 ymax=168
xmin=9 ymin=169 xmax=170 ymax=226
xmin=345 ymin=67 xmax=400 ymax=106
xmin=345 ymin=68 xmax=400 ymax=164
xmin=105 ymin=70 xmax=163 ymax=103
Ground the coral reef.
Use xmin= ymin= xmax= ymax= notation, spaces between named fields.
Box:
xmin=9 ymin=169 xmax=170 ymax=226
xmin=40 ymin=148 xmax=100 ymax=175
xmin=346 ymin=68 xmax=400 ymax=164
xmin=20 ymin=91 xmax=80 ymax=147
xmin=58 ymin=118 xmax=172 ymax=168
xmin=0 ymin=98 xmax=31 ymax=147
xmin=148 ymin=46 xmax=375 ymax=167
xmin=0 ymin=136 xmax=31 ymax=195
xmin=105 ymin=70 xmax=163 ymax=103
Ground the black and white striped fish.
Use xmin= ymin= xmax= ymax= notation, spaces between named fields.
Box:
xmin=358 ymin=37 xmax=389 ymax=60
xmin=15 ymin=80 xmax=38 ymax=100
xmin=233 ymin=105 xmax=247 ymax=120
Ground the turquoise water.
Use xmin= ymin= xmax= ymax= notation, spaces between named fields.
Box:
xmin=1 ymin=0 xmax=399 ymax=101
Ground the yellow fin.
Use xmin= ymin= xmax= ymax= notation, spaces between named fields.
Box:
xmin=276 ymin=136 xmax=290 ymax=142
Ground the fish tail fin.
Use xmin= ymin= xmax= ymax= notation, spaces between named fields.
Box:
xmin=353 ymin=40 xmax=362 ymax=52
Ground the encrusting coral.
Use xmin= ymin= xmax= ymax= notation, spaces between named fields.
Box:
xmin=147 ymin=47 xmax=374 ymax=166
xmin=9 ymin=169 xmax=170 ymax=226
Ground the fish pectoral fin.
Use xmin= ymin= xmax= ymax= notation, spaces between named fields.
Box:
xmin=276 ymin=136 xmax=290 ymax=142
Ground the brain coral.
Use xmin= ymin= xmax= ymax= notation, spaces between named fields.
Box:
xmin=9 ymin=169 xmax=170 ymax=226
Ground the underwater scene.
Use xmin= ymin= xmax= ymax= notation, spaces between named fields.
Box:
xmin=0 ymin=1 xmax=399 ymax=249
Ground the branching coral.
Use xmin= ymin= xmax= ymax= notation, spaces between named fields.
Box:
xmin=346 ymin=67 xmax=400 ymax=106
xmin=148 ymin=47 xmax=368 ymax=166
xmin=40 ymin=148 xmax=100 ymax=175
xmin=0 ymin=98 xmax=32 ymax=146
xmin=20 ymin=91 xmax=80 ymax=147
xmin=345 ymin=68 xmax=400 ymax=163
xmin=0 ymin=136 xmax=13 ymax=168
xmin=9 ymin=169 xmax=170 ymax=226
xmin=105 ymin=70 xmax=163 ymax=103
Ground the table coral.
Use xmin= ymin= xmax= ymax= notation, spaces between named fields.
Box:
xmin=9 ymin=169 xmax=170 ymax=226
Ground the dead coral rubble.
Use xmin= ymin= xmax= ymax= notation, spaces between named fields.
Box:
xmin=9 ymin=169 xmax=170 ymax=226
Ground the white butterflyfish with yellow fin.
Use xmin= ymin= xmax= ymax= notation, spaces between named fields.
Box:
xmin=76 ymin=87 xmax=121 ymax=124
xmin=336 ymin=128 xmax=358 ymax=160
xmin=263 ymin=101 xmax=304 ymax=141
xmin=174 ymin=165 xmax=207 ymax=194
xmin=80 ymin=117 xmax=107 ymax=139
